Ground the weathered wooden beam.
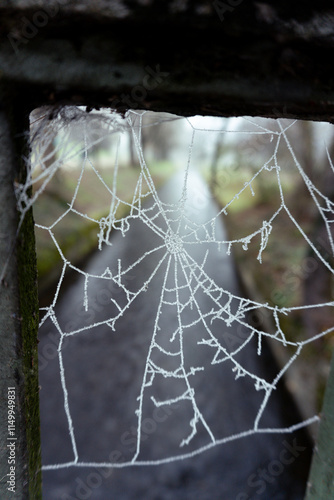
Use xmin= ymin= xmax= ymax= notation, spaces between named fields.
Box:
xmin=0 ymin=1 xmax=334 ymax=120
xmin=0 ymin=87 xmax=41 ymax=499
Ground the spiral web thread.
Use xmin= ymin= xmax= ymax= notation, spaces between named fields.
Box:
xmin=15 ymin=107 xmax=334 ymax=469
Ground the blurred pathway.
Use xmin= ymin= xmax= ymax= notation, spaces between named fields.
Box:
xmin=38 ymin=171 xmax=312 ymax=500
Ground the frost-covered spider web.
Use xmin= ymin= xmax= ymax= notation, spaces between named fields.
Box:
xmin=18 ymin=107 xmax=334 ymax=471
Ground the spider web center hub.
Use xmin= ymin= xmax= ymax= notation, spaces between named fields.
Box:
xmin=165 ymin=230 xmax=183 ymax=254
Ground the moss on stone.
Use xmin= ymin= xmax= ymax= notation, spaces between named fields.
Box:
xmin=0 ymin=87 xmax=42 ymax=498
xmin=17 ymin=204 xmax=42 ymax=500
xmin=14 ymin=104 xmax=42 ymax=499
